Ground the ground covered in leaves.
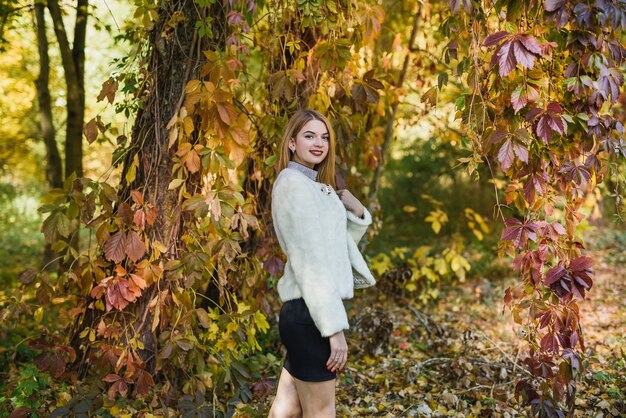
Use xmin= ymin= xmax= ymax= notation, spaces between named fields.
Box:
xmin=238 ymin=248 xmax=626 ymax=417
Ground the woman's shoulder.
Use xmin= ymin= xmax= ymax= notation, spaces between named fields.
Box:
xmin=274 ymin=168 xmax=313 ymax=190
xmin=272 ymin=168 xmax=319 ymax=206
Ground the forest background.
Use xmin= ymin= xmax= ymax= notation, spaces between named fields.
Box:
xmin=0 ymin=0 xmax=625 ymax=417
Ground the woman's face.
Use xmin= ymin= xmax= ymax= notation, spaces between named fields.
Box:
xmin=289 ymin=119 xmax=330 ymax=169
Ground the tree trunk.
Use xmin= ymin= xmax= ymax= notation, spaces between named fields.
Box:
xmin=47 ymin=0 xmax=87 ymax=257
xmin=72 ymin=0 xmax=227 ymax=378
xmin=34 ymin=2 xmax=63 ymax=271
xmin=47 ymin=0 xmax=84 ymax=180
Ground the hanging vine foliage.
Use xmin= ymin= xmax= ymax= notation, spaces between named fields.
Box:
xmin=442 ymin=0 xmax=625 ymax=415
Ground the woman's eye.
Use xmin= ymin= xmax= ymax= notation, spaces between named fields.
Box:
xmin=323 ymin=137 xmax=329 ymax=141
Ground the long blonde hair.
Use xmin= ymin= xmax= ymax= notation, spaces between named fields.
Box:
xmin=277 ymin=110 xmax=336 ymax=187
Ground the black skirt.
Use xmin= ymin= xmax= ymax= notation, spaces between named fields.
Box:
xmin=279 ymin=298 xmax=337 ymax=382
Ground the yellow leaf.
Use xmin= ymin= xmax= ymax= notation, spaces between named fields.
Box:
xmin=34 ymin=306 xmax=43 ymax=323
xmin=183 ymin=116 xmax=194 ymax=136
xmin=125 ymin=154 xmax=139 ymax=185
xmin=403 ymin=205 xmax=417 ymax=213
xmin=254 ymin=311 xmax=270 ymax=333
xmin=237 ymin=301 xmax=250 ymax=315
xmin=168 ymin=178 xmax=185 ymax=190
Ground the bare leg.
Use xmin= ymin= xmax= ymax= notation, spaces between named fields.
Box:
xmin=293 ymin=377 xmax=336 ymax=418
xmin=268 ymin=368 xmax=303 ymax=418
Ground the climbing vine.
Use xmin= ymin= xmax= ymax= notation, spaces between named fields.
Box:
xmin=443 ymin=0 xmax=625 ymax=415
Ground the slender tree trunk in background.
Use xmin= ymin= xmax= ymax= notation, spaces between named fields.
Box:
xmin=34 ymin=2 xmax=63 ymax=271
xmin=47 ymin=0 xmax=85 ymax=180
xmin=47 ymin=0 xmax=87 ymax=257
xmin=367 ymin=9 xmax=421 ymax=213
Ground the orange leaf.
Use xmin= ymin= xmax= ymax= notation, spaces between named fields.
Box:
xmin=146 ymin=207 xmax=157 ymax=226
xmin=133 ymin=210 xmax=146 ymax=229
xmin=216 ymin=101 xmax=237 ymax=125
xmin=130 ymin=190 xmax=144 ymax=205
xmin=130 ymin=273 xmax=147 ymax=289
xmin=185 ymin=149 xmax=201 ymax=173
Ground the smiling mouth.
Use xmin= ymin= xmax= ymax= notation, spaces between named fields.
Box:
xmin=310 ymin=151 xmax=323 ymax=156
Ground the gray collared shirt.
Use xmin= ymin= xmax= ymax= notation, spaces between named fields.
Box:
xmin=287 ymin=161 xmax=318 ymax=182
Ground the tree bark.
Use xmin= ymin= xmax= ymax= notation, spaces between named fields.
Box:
xmin=72 ymin=0 xmax=228 ymax=378
xmin=47 ymin=0 xmax=85 ymax=180
xmin=34 ymin=2 xmax=63 ymax=271
xmin=34 ymin=3 xmax=63 ymax=189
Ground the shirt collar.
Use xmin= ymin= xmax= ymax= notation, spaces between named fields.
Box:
xmin=287 ymin=161 xmax=318 ymax=181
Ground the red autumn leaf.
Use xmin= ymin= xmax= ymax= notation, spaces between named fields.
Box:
xmin=108 ymin=379 xmax=129 ymax=400
xmin=104 ymin=231 xmax=127 ymax=263
xmin=598 ymin=65 xmax=624 ymax=105
xmin=501 ymin=217 xmax=539 ymax=248
xmin=504 ymin=287 xmax=513 ymax=304
xmin=263 ymin=255 xmax=284 ymax=277
xmin=523 ymin=172 xmax=547 ymax=204
xmin=133 ymin=210 xmax=146 ymax=229
xmin=103 ymin=373 xmax=122 ymax=383
xmin=134 ymin=369 xmax=155 ymax=396
xmin=545 ymin=265 xmax=566 ymax=285
xmin=558 ymin=161 xmax=591 ymax=189
xmin=482 ymin=30 xmax=511 ymax=47
xmin=497 ymin=41 xmax=517 ymax=77
xmin=540 ymin=332 xmax=560 ymax=353
xmin=498 ymin=139 xmax=515 ymax=170
xmin=118 ymin=202 xmax=134 ymax=225
xmin=513 ymin=41 xmax=536 ymax=68
xmin=498 ymin=138 xmax=528 ymax=170
xmin=519 ymin=34 xmax=542 ymax=55
xmin=107 ymin=282 xmax=130 ymax=311
xmin=544 ymin=0 xmax=568 ymax=28
xmin=35 ymin=351 xmax=66 ymax=378
xmin=569 ymin=256 xmax=593 ymax=272
xmin=488 ymin=129 xmax=508 ymax=144
xmin=126 ymin=231 xmax=146 ymax=262
xmin=537 ymin=310 xmax=552 ymax=329
xmin=527 ymin=103 xmax=566 ymax=144
xmin=545 ymin=257 xmax=593 ymax=301
xmin=9 ymin=407 xmax=32 ymax=418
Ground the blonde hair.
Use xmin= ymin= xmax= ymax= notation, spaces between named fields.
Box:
xmin=277 ymin=110 xmax=336 ymax=187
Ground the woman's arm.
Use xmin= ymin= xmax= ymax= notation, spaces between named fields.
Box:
xmin=337 ymin=189 xmax=372 ymax=243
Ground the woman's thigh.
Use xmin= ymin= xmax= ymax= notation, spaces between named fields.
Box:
xmin=269 ymin=368 xmax=302 ymax=418
xmin=293 ymin=377 xmax=336 ymax=418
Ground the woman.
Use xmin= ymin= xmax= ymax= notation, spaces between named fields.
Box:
xmin=268 ymin=110 xmax=376 ymax=417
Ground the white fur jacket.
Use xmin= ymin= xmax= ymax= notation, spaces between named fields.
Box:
xmin=271 ymin=163 xmax=376 ymax=337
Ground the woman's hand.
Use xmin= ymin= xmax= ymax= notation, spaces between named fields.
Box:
xmin=327 ymin=331 xmax=348 ymax=372
xmin=336 ymin=189 xmax=365 ymax=218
